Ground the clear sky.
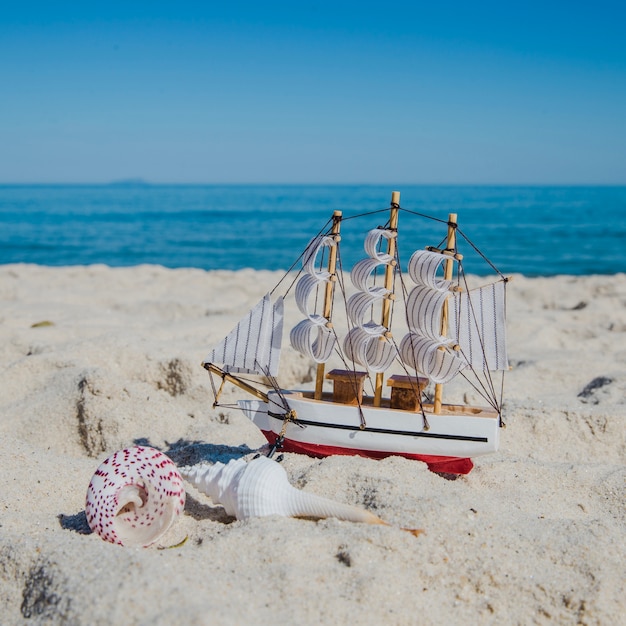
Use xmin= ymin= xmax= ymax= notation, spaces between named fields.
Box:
xmin=1 ymin=1 xmax=625 ymax=184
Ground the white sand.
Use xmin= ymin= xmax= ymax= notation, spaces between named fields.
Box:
xmin=0 ymin=264 xmax=624 ymax=625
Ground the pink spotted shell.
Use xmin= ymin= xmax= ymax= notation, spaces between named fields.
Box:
xmin=85 ymin=446 xmax=186 ymax=547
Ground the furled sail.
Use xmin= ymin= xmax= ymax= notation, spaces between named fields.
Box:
xmin=343 ymin=228 xmax=398 ymax=372
xmin=204 ymin=294 xmax=284 ymax=376
xmin=400 ymin=249 xmax=508 ymax=381
xmin=290 ymin=236 xmax=337 ymax=363
xmin=400 ymin=249 xmax=466 ymax=383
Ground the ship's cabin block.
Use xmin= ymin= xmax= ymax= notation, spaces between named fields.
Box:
xmin=387 ymin=375 xmax=429 ymax=411
xmin=326 ymin=369 xmax=368 ymax=405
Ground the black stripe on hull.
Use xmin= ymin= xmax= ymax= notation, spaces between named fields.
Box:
xmin=268 ymin=413 xmax=488 ymax=443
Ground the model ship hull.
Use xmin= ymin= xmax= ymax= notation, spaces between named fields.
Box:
xmin=239 ymin=390 xmax=500 ymax=475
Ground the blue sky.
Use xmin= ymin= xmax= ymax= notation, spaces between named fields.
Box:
xmin=1 ymin=1 xmax=625 ymax=184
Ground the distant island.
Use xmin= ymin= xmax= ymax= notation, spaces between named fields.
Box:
xmin=107 ymin=178 xmax=151 ymax=187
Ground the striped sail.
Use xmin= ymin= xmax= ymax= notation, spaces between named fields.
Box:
xmin=343 ymin=228 xmax=398 ymax=372
xmin=399 ymin=333 xmax=465 ymax=383
xmin=400 ymin=249 xmax=466 ymax=383
xmin=289 ymin=236 xmax=337 ymax=363
xmin=449 ymin=281 xmax=508 ymax=371
xmin=407 ymin=249 xmax=455 ymax=290
xmin=204 ymin=294 xmax=284 ymax=376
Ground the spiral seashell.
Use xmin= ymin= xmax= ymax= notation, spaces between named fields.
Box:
xmin=85 ymin=446 xmax=186 ymax=547
xmin=181 ymin=455 xmax=387 ymax=525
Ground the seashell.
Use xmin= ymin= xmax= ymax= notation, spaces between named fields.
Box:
xmin=85 ymin=446 xmax=186 ymax=547
xmin=181 ymin=455 xmax=399 ymax=528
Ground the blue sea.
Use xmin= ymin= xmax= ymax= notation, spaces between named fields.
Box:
xmin=1 ymin=185 xmax=625 ymax=276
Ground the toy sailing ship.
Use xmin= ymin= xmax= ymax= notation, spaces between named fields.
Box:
xmin=204 ymin=192 xmax=509 ymax=474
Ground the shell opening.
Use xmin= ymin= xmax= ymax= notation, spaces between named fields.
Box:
xmin=113 ymin=483 xmax=173 ymax=548
xmin=116 ymin=483 xmax=148 ymax=516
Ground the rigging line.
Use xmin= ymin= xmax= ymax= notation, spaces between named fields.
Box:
xmin=448 ymin=305 xmax=501 ymax=411
xmin=498 ymin=371 xmax=506 ymax=427
xmin=455 ymin=260 xmax=500 ymax=410
xmin=455 ymin=226 xmax=506 ymax=279
xmin=389 ymin=335 xmax=430 ymax=431
xmin=281 ymin=267 xmax=305 ymax=301
xmin=329 ymin=334 xmax=368 ymax=428
xmin=450 ymin=303 xmax=499 ymax=409
xmin=206 ymin=363 xmax=282 ymax=406
xmin=436 ymin=234 xmax=448 ymax=250
xmin=340 ymin=207 xmax=393 ymax=222
xmin=269 ymin=383 xmax=292 ymax=415
xmin=219 ymin=372 xmax=277 ymax=390
xmin=397 ymin=207 xmax=450 ymax=225
xmin=498 ymin=279 xmax=508 ymax=426
xmin=457 ymin=264 xmax=500 ymax=406
xmin=313 ymin=244 xmax=327 ymax=313
xmin=328 ymin=268 xmax=353 ymax=374
xmin=332 ymin=252 xmax=364 ymax=390
xmin=270 ymin=215 xmax=335 ymax=297
xmin=391 ymin=261 xmax=434 ymax=429
xmin=387 ymin=232 xmax=404 ymax=331
xmin=334 ymin=246 xmax=349 ymax=329
xmin=254 ymin=361 xmax=292 ymax=413
xmin=396 ymin=251 xmax=413 ymax=302
xmin=453 ymin=266 xmax=501 ymax=411
xmin=327 ymin=328 xmax=370 ymax=428
xmin=332 ymin=252 xmax=368 ymax=428
xmin=330 ymin=327 xmax=364 ymax=383
xmin=447 ymin=236 xmax=499 ymax=405
xmin=456 ymin=369 xmax=501 ymax=413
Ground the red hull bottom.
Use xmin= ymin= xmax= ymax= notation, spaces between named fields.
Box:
xmin=261 ymin=430 xmax=474 ymax=475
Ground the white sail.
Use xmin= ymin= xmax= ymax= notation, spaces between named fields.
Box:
xmin=399 ymin=333 xmax=466 ymax=384
xmin=405 ymin=285 xmax=451 ymax=341
xmin=290 ymin=319 xmax=336 ymax=363
xmin=344 ymin=326 xmax=397 ymax=373
xmin=363 ymin=228 xmax=395 ymax=262
xmin=342 ymin=227 xmax=398 ymax=371
xmin=400 ymin=248 xmax=467 ymax=381
xmin=449 ymin=281 xmax=508 ymax=371
xmin=204 ymin=294 xmax=284 ymax=376
xmin=295 ymin=274 xmax=329 ymax=319
xmin=407 ymin=249 xmax=457 ymax=291
xmin=350 ymin=258 xmax=389 ymax=293
xmin=302 ymin=235 xmax=335 ymax=276
xmin=346 ymin=290 xmax=388 ymax=334
xmin=290 ymin=235 xmax=338 ymax=363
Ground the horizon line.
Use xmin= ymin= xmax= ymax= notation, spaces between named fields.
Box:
xmin=1 ymin=181 xmax=625 ymax=188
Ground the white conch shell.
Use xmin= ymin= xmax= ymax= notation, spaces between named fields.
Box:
xmin=85 ymin=446 xmax=186 ymax=547
xmin=180 ymin=455 xmax=385 ymax=525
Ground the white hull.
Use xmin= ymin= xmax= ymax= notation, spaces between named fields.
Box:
xmin=239 ymin=390 xmax=500 ymax=470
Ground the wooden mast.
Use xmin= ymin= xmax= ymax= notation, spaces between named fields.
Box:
xmin=373 ymin=191 xmax=400 ymax=407
xmin=433 ymin=212 xmax=457 ymax=414
xmin=314 ymin=210 xmax=342 ymax=400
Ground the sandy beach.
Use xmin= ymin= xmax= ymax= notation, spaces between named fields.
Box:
xmin=0 ymin=263 xmax=624 ymax=625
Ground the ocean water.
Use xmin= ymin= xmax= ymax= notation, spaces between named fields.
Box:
xmin=1 ymin=184 xmax=624 ymax=276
